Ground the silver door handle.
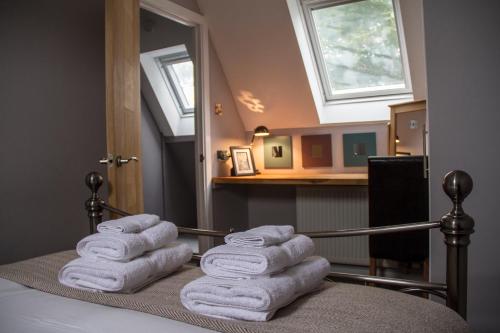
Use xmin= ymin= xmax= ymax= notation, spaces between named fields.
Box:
xmin=116 ymin=155 xmax=139 ymax=167
xmin=99 ymin=154 xmax=113 ymax=165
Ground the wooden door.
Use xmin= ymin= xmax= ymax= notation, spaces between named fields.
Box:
xmin=105 ymin=0 xmax=143 ymax=213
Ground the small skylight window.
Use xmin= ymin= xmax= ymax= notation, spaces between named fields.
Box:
xmin=141 ymin=44 xmax=195 ymax=136
xmin=302 ymin=0 xmax=411 ymax=101
xmin=157 ymin=51 xmax=195 ymax=116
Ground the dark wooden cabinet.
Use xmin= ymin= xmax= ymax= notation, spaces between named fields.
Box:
xmin=368 ymin=156 xmax=429 ymax=279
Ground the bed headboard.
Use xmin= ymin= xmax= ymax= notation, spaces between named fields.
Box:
xmin=84 ymin=170 xmax=475 ymax=320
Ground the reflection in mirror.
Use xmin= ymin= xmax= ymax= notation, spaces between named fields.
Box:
xmin=140 ymin=8 xmax=198 ymax=252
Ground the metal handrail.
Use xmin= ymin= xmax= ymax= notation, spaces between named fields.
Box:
xmin=301 ymin=221 xmax=441 ymax=238
xmin=99 ymin=202 xmax=441 ymax=238
xmin=327 ymin=271 xmax=446 ymax=291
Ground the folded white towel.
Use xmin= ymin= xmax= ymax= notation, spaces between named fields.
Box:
xmin=201 ymin=234 xmax=315 ymax=279
xmin=97 ymin=214 xmax=160 ymax=233
xmin=59 ymin=242 xmax=192 ymax=293
xmin=77 ymin=221 xmax=178 ymax=261
xmin=182 ymin=256 xmax=330 ymax=321
xmin=224 ymin=225 xmax=295 ymax=248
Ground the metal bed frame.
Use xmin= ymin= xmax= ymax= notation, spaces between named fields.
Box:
xmin=84 ymin=170 xmax=474 ymax=320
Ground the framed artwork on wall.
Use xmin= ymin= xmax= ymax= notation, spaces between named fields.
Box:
xmin=229 ymin=146 xmax=256 ymax=176
xmin=343 ymin=132 xmax=377 ymax=167
xmin=263 ymin=136 xmax=293 ymax=169
xmin=301 ymin=134 xmax=332 ymax=168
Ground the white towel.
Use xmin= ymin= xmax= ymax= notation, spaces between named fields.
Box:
xmin=77 ymin=221 xmax=178 ymax=261
xmin=182 ymin=256 xmax=330 ymax=321
xmin=59 ymin=242 xmax=192 ymax=293
xmin=224 ymin=225 xmax=295 ymax=248
xmin=97 ymin=214 xmax=160 ymax=233
xmin=201 ymin=235 xmax=315 ymax=279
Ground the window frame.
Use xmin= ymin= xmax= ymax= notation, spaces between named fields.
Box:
xmin=301 ymin=0 xmax=413 ymax=102
xmin=156 ymin=51 xmax=195 ymax=117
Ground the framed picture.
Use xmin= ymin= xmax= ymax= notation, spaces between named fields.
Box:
xmin=301 ymin=134 xmax=332 ymax=168
xmin=229 ymin=146 xmax=256 ymax=176
xmin=343 ymin=132 xmax=377 ymax=167
xmin=263 ymin=136 xmax=293 ymax=169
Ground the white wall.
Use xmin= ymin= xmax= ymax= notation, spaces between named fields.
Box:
xmin=399 ymin=0 xmax=427 ymax=100
xmin=209 ymin=41 xmax=247 ymax=177
xmin=424 ymin=0 xmax=500 ymax=331
xmin=164 ymin=0 xmax=247 ymax=177
xmin=250 ymin=123 xmax=388 ymax=174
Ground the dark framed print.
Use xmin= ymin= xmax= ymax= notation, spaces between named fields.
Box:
xmin=230 ymin=146 xmax=256 ymax=176
xmin=301 ymin=134 xmax=333 ymax=168
xmin=342 ymin=132 xmax=377 ymax=167
xmin=263 ymin=136 xmax=293 ymax=169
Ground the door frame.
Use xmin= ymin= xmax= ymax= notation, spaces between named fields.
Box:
xmin=140 ymin=0 xmax=212 ymax=250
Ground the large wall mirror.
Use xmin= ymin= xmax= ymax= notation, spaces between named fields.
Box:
xmin=139 ymin=0 xmax=211 ymax=252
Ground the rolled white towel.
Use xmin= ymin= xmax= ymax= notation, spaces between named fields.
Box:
xmin=224 ymin=225 xmax=295 ymax=248
xmin=182 ymin=256 xmax=330 ymax=321
xmin=201 ymin=235 xmax=315 ymax=279
xmin=77 ymin=221 xmax=178 ymax=261
xmin=59 ymin=242 xmax=192 ymax=293
xmin=97 ymin=214 xmax=160 ymax=233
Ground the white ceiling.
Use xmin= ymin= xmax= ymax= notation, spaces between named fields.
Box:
xmin=197 ymin=0 xmax=319 ymax=131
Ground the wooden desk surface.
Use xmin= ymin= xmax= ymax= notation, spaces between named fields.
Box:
xmin=212 ymin=173 xmax=368 ymax=186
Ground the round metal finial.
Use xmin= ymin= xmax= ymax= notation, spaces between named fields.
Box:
xmin=85 ymin=172 xmax=103 ymax=194
xmin=442 ymin=170 xmax=473 ymax=205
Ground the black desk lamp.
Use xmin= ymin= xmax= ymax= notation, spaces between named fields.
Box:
xmin=251 ymin=125 xmax=270 ymax=145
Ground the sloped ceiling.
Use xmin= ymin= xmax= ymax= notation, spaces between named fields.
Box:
xmin=197 ymin=0 xmax=319 ymax=131
xmin=197 ymin=0 xmax=426 ymax=131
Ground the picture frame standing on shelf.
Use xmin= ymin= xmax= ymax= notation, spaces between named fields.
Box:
xmin=229 ymin=146 xmax=256 ymax=176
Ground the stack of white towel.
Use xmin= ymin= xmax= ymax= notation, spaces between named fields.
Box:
xmin=181 ymin=225 xmax=330 ymax=321
xmin=58 ymin=214 xmax=192 ymax=293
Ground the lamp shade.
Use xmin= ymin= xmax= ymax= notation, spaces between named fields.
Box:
xmin=253 ymin=125 xmax=270 ymax=137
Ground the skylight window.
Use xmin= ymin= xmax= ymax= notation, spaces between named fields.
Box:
xmin=141 ymin=45 xmax=195 ymax=136
xmin=302 ymin=0 xmax=411 ymax=101
xmin=157 ymin=51 xmax=195 ymax=115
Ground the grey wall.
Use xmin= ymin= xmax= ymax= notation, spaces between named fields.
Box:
xmin=141 ymin=97 xmax=164 ymax=217
xmin=424 ymin=1 xmax=500 ymax=331
xmin=163 ymin=140 xmax=197 ymax=228
xmin=140 ymin=8 xmax=195 ymax=58
xmin=247 ymin=186 xmax=296 ymax=229
xmin=0 ymin=0 xmax=106 ymax=264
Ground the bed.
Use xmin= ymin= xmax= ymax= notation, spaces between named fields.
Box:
xmin=0 ymin=170 xmax=474 ymax=333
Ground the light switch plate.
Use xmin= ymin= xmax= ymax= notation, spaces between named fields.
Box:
xmin=410 ymin=119 xmax=418 ymax=129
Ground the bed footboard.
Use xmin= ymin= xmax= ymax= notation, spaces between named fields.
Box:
xmin=84 ymin=170 xmax=474 ymax=319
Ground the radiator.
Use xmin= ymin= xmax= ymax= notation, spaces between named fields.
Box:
xmin=296 ymin=186 xmax=369 ymax=266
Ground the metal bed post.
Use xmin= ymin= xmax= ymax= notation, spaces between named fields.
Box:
xmin=85 ymin=171 xmax=104 ymax=234
xmin=441 ymin=170 xmax=474 ymax=319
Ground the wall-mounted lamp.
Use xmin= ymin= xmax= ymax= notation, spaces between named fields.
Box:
xmin=216 ymin=150 xmax=231 ymax=161
xmin=395 ymin=135 xmax=400 ymax=144
xmin=250 ymin=125 xmax=270 ymax=145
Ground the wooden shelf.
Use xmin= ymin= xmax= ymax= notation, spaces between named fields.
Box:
xmin=212 ymin=173 xmax=368 ymax=186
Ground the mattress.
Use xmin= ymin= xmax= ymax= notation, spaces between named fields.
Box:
xmin=0 ymin=277 xmax=216 ymax=333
